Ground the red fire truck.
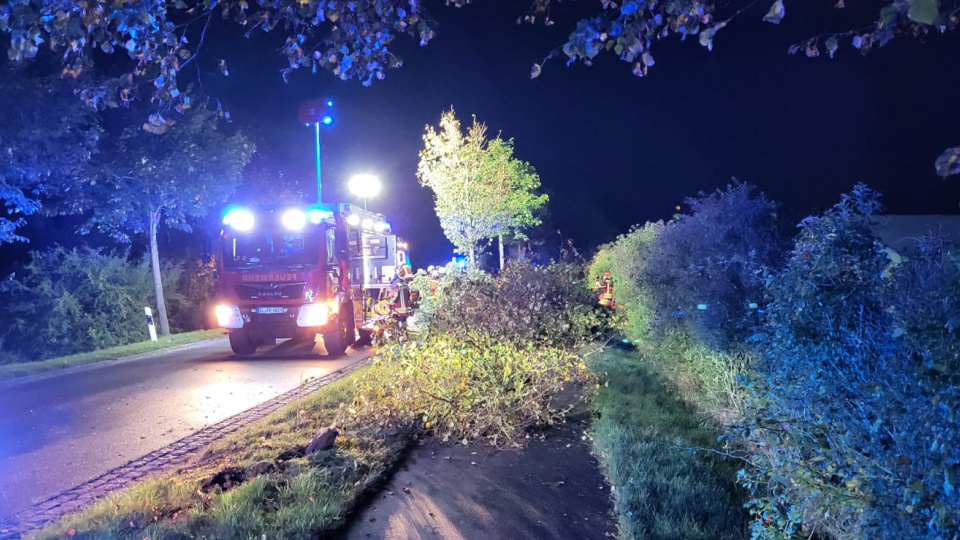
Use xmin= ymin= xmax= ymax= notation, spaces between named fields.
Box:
xmin=213 ymin=203 xmax=412 ymax=356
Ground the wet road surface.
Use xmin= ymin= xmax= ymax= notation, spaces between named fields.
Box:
xmin=0 ymin=338 xmax=371 ymax=523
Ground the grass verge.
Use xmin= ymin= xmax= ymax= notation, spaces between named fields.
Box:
xmin=0 ymin=329 xmax=225 ymax=381
xmin=25 ymin=366 xmax=411 ymax=540
xmin=589 ymin=347 xmax=748 ymax=540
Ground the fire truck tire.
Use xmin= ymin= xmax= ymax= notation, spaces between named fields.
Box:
xmin=323 ymin=321 xmax=347 ymax=356
xmin=229 ymin=329 xmax=257 ymax=356
xmin=323 ymin=306 xmax=355 ymax=356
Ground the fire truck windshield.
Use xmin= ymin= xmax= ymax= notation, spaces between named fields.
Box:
xmin=223 ymin=231 xmax=322 ymax=271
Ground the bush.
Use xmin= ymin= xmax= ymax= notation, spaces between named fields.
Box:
xmin=590 ymin=183 xmax=960 ymax=538
xmin=587 ymin=222 xmax=662 ymax=343
xmin=742 ymin=185 xmax=960 ymax=539
xmin=0 ymin=247 xmax=214 ymax=362
xmin=343 ymin=334 xmax=593 ymax=446
xmin=645 ymin=183 xmax=782 ymax=345
xmin=0 ymin=247 xmax=166 ymax=360
xmin=888 ymin=233 xmax=960 ymax=386
xmin=168 ymin=256 xmax=217 ymax=331
xmin=412 ymin=261 xmax=610 ymax=347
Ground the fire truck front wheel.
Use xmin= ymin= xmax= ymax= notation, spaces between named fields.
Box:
xmin=322 ymin=308 xmax=354 ymax=357
xmin=229 ymin=329 xmax=257 ymax=356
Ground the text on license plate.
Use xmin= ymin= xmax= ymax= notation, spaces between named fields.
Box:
xmin=256 ymin=307 xmax=285 ymax=314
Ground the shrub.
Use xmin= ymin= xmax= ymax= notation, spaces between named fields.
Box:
xmin=587 ymin=222 xmax=662 ymax=343
xmin=343 ymin=334 xmax=593 ymax=446
xmin=0 ymin=247 xmax=167 ymax=360
xmin=0 ymin=247 xmax=215 ymax=362
xmin=590 ymin=183 xmax=960 ymax=539
xmin=413 ymin=261 xmax=610 ymax=347
xmin=742 ymin=185 xmax=960 ymax=539
xmin=409 ymin=262 xmax=492 ymax=332
xmin=645 ymin=183 xmax=782 ymax=345
xmin=888 ymin=233 xmax=960 ymax=386
xmin=168 ymin=256 xmax=217 ymax=331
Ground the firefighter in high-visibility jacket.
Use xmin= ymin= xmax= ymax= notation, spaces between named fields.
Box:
xmin=594 ymin=271 xmax=615 ymax=309
xmin=392 ymin=251 xmax=414 ymax=318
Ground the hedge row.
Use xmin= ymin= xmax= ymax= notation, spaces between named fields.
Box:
xmin=0 ymin=247 xmax=216 ymax=363
xmin=590 ymin=183 xmax=960 ymax=539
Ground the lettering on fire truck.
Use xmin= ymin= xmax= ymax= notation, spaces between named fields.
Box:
xmin=241 ymin=273 xmax=300 ymax=283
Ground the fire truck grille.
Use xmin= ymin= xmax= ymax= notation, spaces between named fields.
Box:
xmin=235 ymin=282 xmax=306 ymax=301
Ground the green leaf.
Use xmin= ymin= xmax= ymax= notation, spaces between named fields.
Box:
xmin=907 ymin=0 xmax=939 ymax=24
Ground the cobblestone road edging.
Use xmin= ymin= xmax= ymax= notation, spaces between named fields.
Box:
xmin=0 ymin=355 xmax=372 ymax=538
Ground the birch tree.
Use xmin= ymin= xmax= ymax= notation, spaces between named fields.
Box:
xmin=484 ymin=138 xmax=548 ymax=269
xmin=418 ymin=110 xmax=496 ymax=266
xmin=418 ymin=109 xmax=547 ymax=268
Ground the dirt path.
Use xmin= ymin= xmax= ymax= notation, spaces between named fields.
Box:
xmin=340 ymin=412 xmax=616 ymax=540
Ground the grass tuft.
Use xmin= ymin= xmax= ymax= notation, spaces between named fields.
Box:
xmin=590 ymin=348 xmax=748 ymax=540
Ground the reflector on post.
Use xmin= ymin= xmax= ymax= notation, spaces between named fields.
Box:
xmin=145 ymin=307 xmax=158 ymax=342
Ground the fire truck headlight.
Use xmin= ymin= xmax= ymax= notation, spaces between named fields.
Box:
xmin=361 ymin=218 xmax=374 ymax=230
xmin=215 ymin=305 xmax=244 ymax=328
xmin=297 ymin=303 xmax=329 ymax=327
xmin=374 ymin=220 xmax=391 ymax=232
xmin=282 ymin=209 xmax=307 ymax=231
xmin=223 ymin=209 xmax=254 ymax=232
xmin=346 ymin=214 xmax=361 ymax=227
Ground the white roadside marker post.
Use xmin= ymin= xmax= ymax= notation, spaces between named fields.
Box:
xmin=145 ymin=307 xmax=158 ymax=342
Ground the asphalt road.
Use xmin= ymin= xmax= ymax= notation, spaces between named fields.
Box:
xmin=0 ymin=338 xmax=372 ymax=523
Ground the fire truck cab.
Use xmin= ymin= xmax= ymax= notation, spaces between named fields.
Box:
xmin=213 ymin=203 xmax=410 ymax=356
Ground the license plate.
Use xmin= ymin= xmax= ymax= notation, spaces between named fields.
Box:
xmin=256 ymin=307 xmax=285 ymax=314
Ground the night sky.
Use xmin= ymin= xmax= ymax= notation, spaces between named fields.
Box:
xmin=7 ymin=0 xmax=960 ymax=269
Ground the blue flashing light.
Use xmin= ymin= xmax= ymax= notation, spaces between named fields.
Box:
xmin=321 ymin=115 xmax=333 ymax=125
xmin=455 ymin=257 xmax=467 ymax=269
xmin=308 ymin=208 xmax=333 ymax=224
xmin=223 ymin=208 xmax=254 ymax=232
xmin=282 ymin=209 xmax=307 ymax=231
xmin=325 ymin=99 xmax=334 ymax=107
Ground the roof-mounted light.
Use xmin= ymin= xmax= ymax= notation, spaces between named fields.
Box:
xmin=346 ymin=214 xmax=361 ymax=227
xmin=223 ymin=208 xmax=254 ymax=232
xmin=282 ymin=209 xmax=307 ymax=231
xmin=308 ymin=209 xmax=332 ymax=224
xmin=374 ymin=221 xmax=391 ymax=233
xmin=361 ymin=218 xmax=374 ymax=230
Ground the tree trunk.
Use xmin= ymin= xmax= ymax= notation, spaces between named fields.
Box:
xmin=499 ymin=234 xmax=505 ymax=271
xmin=468 ymin=247 xmax=476 ymax=268
xmin=149 ymin=210 xmax=171 ymax=336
